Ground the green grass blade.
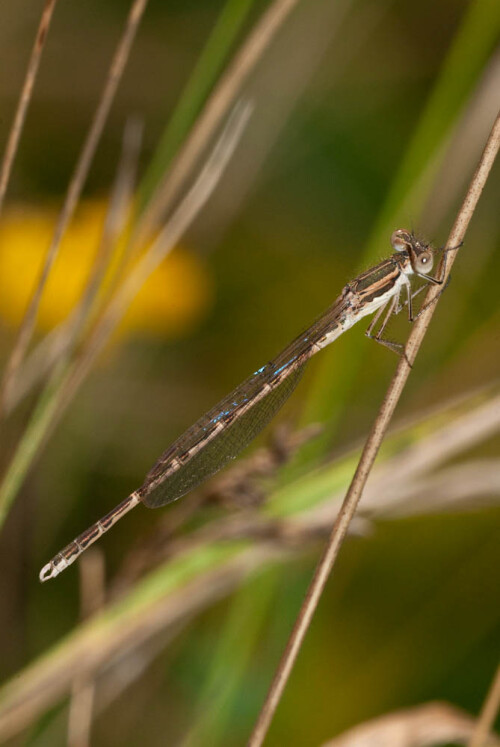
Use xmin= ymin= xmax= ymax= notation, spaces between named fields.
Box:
xmin=0 ymin=363 xmax=67 ymax=529
xmin=137 ymin=0 xmax=255 ymax=212
xmin=181 ymin=568 xmax=280 ymax=746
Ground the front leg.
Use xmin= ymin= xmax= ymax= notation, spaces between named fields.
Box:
xmin=411 ymin=274 xmax=452 ymax=321
xmin=365 ymin=292 xmax=407 ymax=359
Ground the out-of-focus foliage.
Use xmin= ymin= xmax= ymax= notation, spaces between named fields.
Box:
xmin=0 ymin=201 xmax=212 ymax=337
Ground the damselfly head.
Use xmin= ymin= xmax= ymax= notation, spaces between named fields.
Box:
xmin=391 ymin=228 xmax=434 ymax=275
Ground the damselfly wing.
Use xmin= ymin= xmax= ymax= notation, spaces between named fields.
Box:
xmin=140 ymin=293 xmax=350 ymax=507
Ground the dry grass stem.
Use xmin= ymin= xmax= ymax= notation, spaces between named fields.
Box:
xmin=361 ymin=390 xmax=500 ymax=514
xmin=116 ymin=450 xmax=500 ymax=595
xmin=0 ymin=0 xmax=149 ymax=415
xmin=62 ymin=118 xmax=143 ymax=353
xmin=469 ymin=663 xmax=500 ymax=747
xmin=0 ymin=100 xmax=251 ymax=530
xmin=50 ymin=100 xmax=253 ymax=435
xmin=113 ymin=386 xmax=500 ymax=590
xmin=423 ymin=50 xmax=500 ymax=234
xmin=4 ymin=117 xmax=143 ymax=414
xmin=67 ymin=551 xmax=106 ymax=747
xmin=0 ymin=0 xmax=59 ymax=218
xmin=0 ymin=545 xmax=282 ymax=742
xmin=321 ymin=702 xmax=500 ymax=747
xmin=247 ymin=110 xmax=500 ymax=747
xmin=0 ymin=381 xmax=498 ymax=737
xmin=370 ymin=458 xmax=500 ymax=514
xmin=112 ymin=424 xmax=322 ymax=588
xmin=135 ymin=0 xmax=301 ymax=243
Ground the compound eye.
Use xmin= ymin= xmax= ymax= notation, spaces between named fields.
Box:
xmin=416 ymin=250 xmax=433 ymax=274
xmin=391 ymin=229 xmax=411 ymax=252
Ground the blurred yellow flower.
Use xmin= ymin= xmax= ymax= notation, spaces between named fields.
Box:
xmin=0 ymin=201 xmax=213 ymax=339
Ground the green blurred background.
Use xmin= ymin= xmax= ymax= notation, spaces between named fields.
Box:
xmin=0 ymin=0 xmax=499 ymax=744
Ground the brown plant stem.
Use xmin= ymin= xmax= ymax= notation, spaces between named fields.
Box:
xmin=247 ymin=109 xmax=500 ymax=747
xmin=0 ymin=0 xmax=59 ymax=218
xmin=0 ymin=101 xmax=252 ymax=529
xmin=0 ymin=0 xmax=149 ymax=415
xmin=469 ymin=662 xmax=500 ymax=747
xmin=135 ymin=0 xmax=301 ymax=244
xmin=67 ymin=551 xmax=106 ymax=747
xmin=0 ymin=382 xmax=498 ymax=739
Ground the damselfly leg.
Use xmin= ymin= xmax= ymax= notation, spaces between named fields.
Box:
xmin=364 ymin=242 xmax=459 ymax=364
xmin=365 ymin=291 xmax=406 ymax=357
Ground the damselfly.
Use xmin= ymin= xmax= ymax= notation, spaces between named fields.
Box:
xmin=40 ymin=229 xmax=448 ymax=582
